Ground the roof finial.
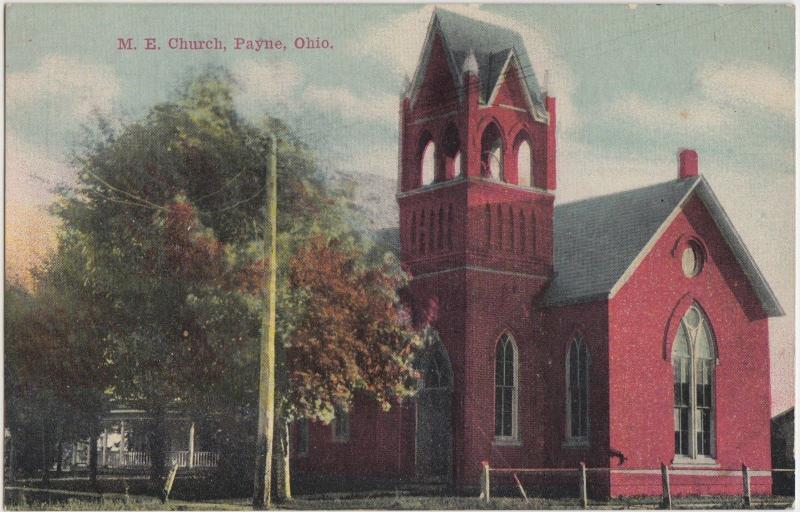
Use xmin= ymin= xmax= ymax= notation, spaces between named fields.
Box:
xmin=462 ymin=49 xmax=479 ymax=76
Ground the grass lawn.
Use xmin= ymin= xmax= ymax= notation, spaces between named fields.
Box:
xmin=5 ymin=477 xmax=794 ymax=510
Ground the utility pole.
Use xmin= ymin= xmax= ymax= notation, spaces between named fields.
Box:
xmin=253 ymin=135 xmax=278 ymax=510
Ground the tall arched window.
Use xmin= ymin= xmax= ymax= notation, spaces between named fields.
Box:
xmin=672 ymin=305 xmax=716 ymax=460
xmin=516 ymin=137 xmax=532 ymax=187
xmin=442 ymin=123 xmax=461 ymax=179
xmin=481 ymin=123 xmax=504 ymax=180
xmin=566 ymin=335 xmax=589 ymax=442
xmin=495 ymin=334 xmax=518 ymax=440
xmin=420 ymin=136 xmax=436 ymax=186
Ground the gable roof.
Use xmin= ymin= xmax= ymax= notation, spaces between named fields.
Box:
xmin=409 ymin=8 xmax=547 ymax=119
xmin=541 ymin=176 xmax=784 ymax=317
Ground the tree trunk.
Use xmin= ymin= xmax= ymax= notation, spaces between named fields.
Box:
xmin=89 ymin=433 xmax=98 ymax=491
xmin=273 ymin=419 xmax=291 ymax=502
xmin=41 ymin=417 xmax=50 ymax=485
xmin=8 ymin=430 xmax=16 ymax=484
xmin=148 ymin=407 xmax=168 ymax=485
xmin=56 ymin=433 xmax=64 ymax=476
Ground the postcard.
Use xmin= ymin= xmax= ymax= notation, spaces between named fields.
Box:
xmin=4 ymin=3 xmax=794 ymax=509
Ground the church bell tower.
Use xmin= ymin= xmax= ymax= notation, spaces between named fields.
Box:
xmin=398 ymin=8 xmax=556 ymax=297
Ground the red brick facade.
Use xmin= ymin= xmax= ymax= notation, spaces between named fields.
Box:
xmin=292 ymin=9 xmax=780 ymax=498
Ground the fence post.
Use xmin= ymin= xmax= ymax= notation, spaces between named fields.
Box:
xmin=742 ymin=464 xmax=751 ymax=508
xmin=480 ymin=461 xmax=491 ymax=502
xmin=660 ymin=462 xmax=671 ymax=509
xmin=579 ymin=462 xmax=588 ymax=509
xmin=513 ymin=473 xmax=530 ymax=504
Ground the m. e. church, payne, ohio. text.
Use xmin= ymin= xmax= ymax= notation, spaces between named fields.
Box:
xmin=117 ymin=36 xmax=333 ymax=52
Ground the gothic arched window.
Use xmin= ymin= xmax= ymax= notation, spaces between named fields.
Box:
xmin=442 ymin=123 xmax=461 ymax=179
xmin=672 ymin=304 xmax=716 ymax=460
xmin=566 ymin=334 xmax=589 ymax=442
xmin=495 ymin=333 xmax=518 ymax=440
xmin=481 ymin=123 xmax=504 ymax=180
xmin=419 ymin=132 xmax=436 ymax=187
xmin=515 ymin=135 xmax=532 ymax=187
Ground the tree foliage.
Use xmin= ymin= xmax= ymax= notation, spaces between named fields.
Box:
xmin=11 ymin=68 xmax=420 ymax=486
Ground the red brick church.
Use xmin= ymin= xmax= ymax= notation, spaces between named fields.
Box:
xmin=292 ymin=9 xmax=783 ymax=497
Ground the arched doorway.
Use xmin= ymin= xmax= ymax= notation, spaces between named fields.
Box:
xmin=415 ymin=329 xmax=453 ymax=482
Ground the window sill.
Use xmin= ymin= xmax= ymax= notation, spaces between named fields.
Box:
xmin=493 ymin=438 xmax=522 ymax=447
xmin=671 ymin=456 xmax=718 ymax=468
xmin=562 ymin=438 xmax=590 ymax=449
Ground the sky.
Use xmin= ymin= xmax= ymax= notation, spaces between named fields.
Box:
xmin=4 ymin=3 xmax=794 ymax=414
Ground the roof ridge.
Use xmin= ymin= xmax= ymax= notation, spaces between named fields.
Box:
xmin=555 ymin=177 xmax=700 ymax=210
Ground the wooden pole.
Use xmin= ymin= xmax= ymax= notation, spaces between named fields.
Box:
xmin=742 ymin=464 xmax=751 ymax=508
xmin=481 ymin=461 xmax=490 ymax=502
xmin=578 ymin=462 xmax=588 ymax=509
xmin=161 ymin=464 xmax=179 ymax=504
xmin=187 ymin=422 xmax=195 ymax=469
xmin=513 ymin=473 xmax=529 ymax=504
xmin=119 ymin=421 xmax=126 ymax=467
xmin=660 ymin=462 xmax=671 ymax=509
xmin=101 ymin=428 xmax=107 ymax=467
xmin=252 ymin=135 xmax=278 ymax=510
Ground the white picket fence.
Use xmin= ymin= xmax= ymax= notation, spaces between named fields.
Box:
xmin=103 ymin=451 xmax=219 ymax=468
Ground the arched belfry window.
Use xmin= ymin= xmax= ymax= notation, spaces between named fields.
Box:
xmin=566 ymin=335 xmax=589 ymax=443
xmin=442 ymin=123 xmax=461 ymax=179
xmin=495 ymin=333 xmax=518 ymax=441
xmin=481 ymin=123 xmax=504 ymax=181
xmin=515 ymin=134 xmax=532 ymax=187
xmin=672 ymin=304 xmax=716 ymax=460
xmin=419 ymin=133 xmax=436 ymax=186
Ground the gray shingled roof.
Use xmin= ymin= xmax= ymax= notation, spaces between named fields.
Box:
xmin=411 ymin=9 xmax=547 ymax=116
xmin=541 ymin=178 xmax=700 ymax=306
xmin=542 ymin=177 xmax=783 ymax=317
xmin=381 ymin=177 xmax=783 ymax=317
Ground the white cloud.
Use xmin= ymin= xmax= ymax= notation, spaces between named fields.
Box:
xmin=7 ymin=54 xmax=121 ymax=121
xmin=328 ymin=143 xmax=398 ymax=180
xmin=232 ymin=59 xmax=302 ymax=102
xmin=231 ymin=59 xmax=303 ymax=120
xmin=303 ymin=85 xmax=399 ymax=126
xmin=698 ymin=61 xmax=794 ymax=117
xmin=604 ymin=92 xmax=731 ymax=137
xmin=6 ymin=132 xmax=72 ymax=205
xmin=557 ymin=139 xmax=676 ymax=203
xmin=348 ymin=5 xmax=582 ymax=133
xmin=5 ymin=132 xmax=68 ymax=287
xmin=603 ymin=61 xmax=794 ymax=137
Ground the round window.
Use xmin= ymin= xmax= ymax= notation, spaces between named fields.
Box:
xmin=681 ymin=241 xmax=704 ymax=277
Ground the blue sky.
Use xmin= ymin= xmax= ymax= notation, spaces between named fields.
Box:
xmin=5 ymin=3 xmax=794 ymax=412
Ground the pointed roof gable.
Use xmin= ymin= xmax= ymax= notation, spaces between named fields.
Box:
xmin=409 ymin=8 xmax=547 ymax=119
xmin=541 ymin=176 xmax=784 ymax=317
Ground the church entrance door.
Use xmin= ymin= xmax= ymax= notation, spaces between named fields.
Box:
xmin=415 ymin=339 xmax=453 ymax=482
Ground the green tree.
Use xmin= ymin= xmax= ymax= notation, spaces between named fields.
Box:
xmin=5 ymin=236 xmax=111 ymax=485
xmin=49 ymin=68 xmax=419 ymax=494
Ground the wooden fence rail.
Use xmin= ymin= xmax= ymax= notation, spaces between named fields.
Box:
xmin=480 ymin=461 xmax=794 ymax=508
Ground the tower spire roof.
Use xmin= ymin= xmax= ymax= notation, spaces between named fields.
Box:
xmin=408 ymin=7 xmax=546 ymax=117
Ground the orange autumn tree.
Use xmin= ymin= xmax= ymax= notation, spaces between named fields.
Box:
xmin=284 ymin=235 xmax=419 ymax=417
xmin=252 ymin=234 xmax=420 ymax=499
